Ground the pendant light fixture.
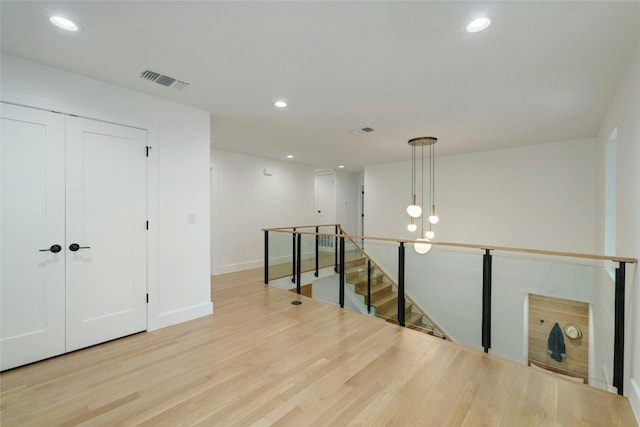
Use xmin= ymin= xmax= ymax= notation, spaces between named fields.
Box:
xmin=406 ymin=137 xmax=439 ymax=254
xmin=406 ymin=141 xmax=422 ymax=219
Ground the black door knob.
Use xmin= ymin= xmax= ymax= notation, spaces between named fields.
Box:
xmin=39 ymin=244 xmax=62 ymax=253
xmin=69 ymin=243 xmax=91 ymax=252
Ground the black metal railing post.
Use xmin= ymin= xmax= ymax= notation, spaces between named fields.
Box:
xmin=334 ymin=225 xmax=339 ymax=272
xmin=264 ymin=230 xmax=269 ymax=284
xmin=398 ymin=242 xmax=405 ymax=327
xmin=296 ymin=233 xmax=302 ymax=294
xmin=339 ymin=236 xmax=345 ymax=308
xmin=613 ymin=261 xmax=626 ymax=395
xmin=367 ymin=259 xmax=372 ymax=314
xmin=291 ymin=228 xmax=297 ymax=284
xmin=482 ymin=249 xmax=492 ymax=353
xmin=315 ymin=226 xmax=319 ymax=277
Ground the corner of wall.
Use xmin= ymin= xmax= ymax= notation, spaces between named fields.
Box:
xmin=630 ymin=378 xmax=640 ymax=425
xmin=148 ymin=302 xmax=214 ymax=331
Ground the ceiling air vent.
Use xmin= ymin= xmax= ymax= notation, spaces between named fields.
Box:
xmin=140 ymin=70 xmax=190 ymax=90
xmin=348 ymin=126 xmax=375 ymax=134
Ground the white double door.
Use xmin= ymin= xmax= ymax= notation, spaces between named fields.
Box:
xmin=1 ymin=103 xmax=147 ymax=370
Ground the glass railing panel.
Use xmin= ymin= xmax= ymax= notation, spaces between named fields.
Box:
xmin=590 ymin=262 xmax=619 ymax=392
xmin=307 ymin=234 xmax=364 ymax=311
xmin=340 ymin=238 xmax=394 ymax=320
xmin=491 ymin=253 xmax=617 ymax=391
xmin=267 ymin=230 xmax=294 ymax=282
xmin=317 ymin=225 xmax=339 ymax=272
xmin=298 ymin=230 xmax=316 ymax=278
xmin=405 ymin=245 xmax=483 ymax=348
xmin=357 ymin=238 xmax=399 ymax=284
xmin=366 ymin=265 xmax=397 ymax=323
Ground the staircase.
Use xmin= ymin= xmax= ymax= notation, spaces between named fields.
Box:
xmin=343 ymin=256 xmax=446 ymax=338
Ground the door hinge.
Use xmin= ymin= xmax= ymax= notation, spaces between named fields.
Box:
xmin=146 ymin=146 xmax=151 ymax=157
xmin=146 ymin=220 xmax=149 ymax=230
xmin=146 ymin=293 xmax=149 ymax=303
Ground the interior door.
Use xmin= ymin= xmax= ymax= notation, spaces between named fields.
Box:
xmin=316 ymin=173 xmax=336 ymax=224
xmin=0 ymin=103 xmax=66 ymax=370
xmin=65 ymin=116 xmax=147 ymax=352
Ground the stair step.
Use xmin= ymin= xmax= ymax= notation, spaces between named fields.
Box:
xmin=338 ymin=258 xmax=367 ymax=274
xmin=374 ymin=301 xmax=399 ymax=320
xmin=406 ymin=323 xmax=435 ymax=335
xmin=355 ymin=280 xmax=388 ymax=297
xmin=406 ymin=310 xmax=423 ymax=326
xmin=345 ymin=266 xmax=371 ymax=282
xmin=369 ymin=291 xmax=397 ymax=311
xmin=347 ymin=271 xmax=386 ymax=289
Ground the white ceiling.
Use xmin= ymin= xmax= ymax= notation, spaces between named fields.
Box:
xmin=2 ymin=1 xmax=639 ymax=172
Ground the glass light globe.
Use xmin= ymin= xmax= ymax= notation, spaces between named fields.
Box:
xmin=414 ymin=238 xmax=432 ymax=255
xmin=406 ymin=204 xmax=422 ymax=218
xmin=425 ymin=229 xmax=435 ymax=239
xmin=429 ymin=215 xmax=439 ymax=224
xmin=407 ymin=223 xmax=417 ymax=232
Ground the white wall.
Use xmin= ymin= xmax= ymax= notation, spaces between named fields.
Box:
xmin=210 ymin=149 xmax=316 ymax=274
xmin=1 ymin=54 xmax=212 ymax=331
xmin=365 ymin=138 xmax=597 ymax=252
xmin=209 ymin=153 xmax=359 ymax=276
xmin=597 ymin=28 xmax=640 ymax=415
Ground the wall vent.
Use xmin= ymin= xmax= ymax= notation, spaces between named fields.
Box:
xmin=140 ymin=70 xmax=189 ymax=90
xmin=348 ymin=126 xmax=375 ymax=134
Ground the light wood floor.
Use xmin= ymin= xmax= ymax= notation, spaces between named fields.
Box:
xmin=1 ymin=268 xmax=637 ymax=426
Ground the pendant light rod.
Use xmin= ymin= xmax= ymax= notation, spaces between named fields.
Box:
xmin=428 ymin=137 xmax=439 ymax=224
xmin=406 ymin=138 xmax=424 ymax=219
xmin=421 ymin=142 xmax=425 ymax=229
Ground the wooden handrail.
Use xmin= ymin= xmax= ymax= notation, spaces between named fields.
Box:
xmin=263 ymin=226 xmax=637 ymax=264
xmin=266 ymin=224 xmax=339 ymax=231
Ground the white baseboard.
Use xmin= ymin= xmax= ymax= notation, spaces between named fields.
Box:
xmin=214 ymin=259 xmax=264 ymax=275
xmin=213 ymin=251 xmax=327 ymax=276
xmin=489 ymin=349 xmax=528 ymax=365
xmin=630 ymin=378 xmax=640 ymax=425
xmin=149 ymin=301 xmax=213 ymax=331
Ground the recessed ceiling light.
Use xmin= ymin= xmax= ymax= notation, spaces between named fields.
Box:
xmin=274 ymin=100 xmax=288 ymax=108
xmin=50 ymin=16 xmax=79 ymax=32
xmin=286 ymin=155 xmax=294 ymax=159
xmin=466 ymin=17 xmax=491 ymax=33
xmin=338 ymin=165 xmax=345 ymax=169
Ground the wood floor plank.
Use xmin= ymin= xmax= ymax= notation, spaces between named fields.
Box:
xmin=0 ymin=267 xmax=637 ymax=426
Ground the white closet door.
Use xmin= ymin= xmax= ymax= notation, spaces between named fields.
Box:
xmin=316 ymin=173 xmax=336 ymax=224
xmin=1 ymin=103 xmax=66 ymax=370
xmin=65 ymin=117 xmax=147 ymax=352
